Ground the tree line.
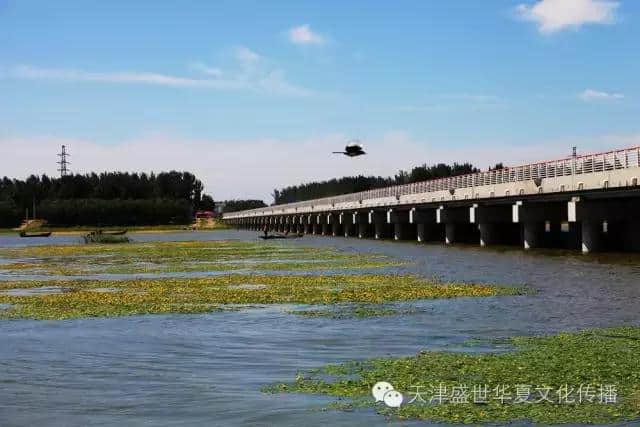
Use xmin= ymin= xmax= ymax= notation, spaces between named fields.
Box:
xmin=272 ymin=162 xmax=480 ymax=205
xmin=0 ymin=171 xmax=211 ymax=227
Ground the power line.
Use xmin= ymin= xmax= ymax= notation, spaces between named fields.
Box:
xmin=57 ymin=145 xmax=71 ymax=177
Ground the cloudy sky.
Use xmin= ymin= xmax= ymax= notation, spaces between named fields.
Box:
xmin=1 ymin=0 xmax=639 ymax=201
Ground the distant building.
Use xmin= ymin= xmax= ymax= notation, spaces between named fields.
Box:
xmin=195 ymin=210 xmax=215 ymax=219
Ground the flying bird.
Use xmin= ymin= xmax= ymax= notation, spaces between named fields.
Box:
xmin=333 ymin=141 xmax=366 ymax=157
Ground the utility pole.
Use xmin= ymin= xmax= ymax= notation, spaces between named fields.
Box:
xmin=57 ymin=145 xmax=70 ymax=177
xmin=571 ymin=146 xmax=577 ymax=190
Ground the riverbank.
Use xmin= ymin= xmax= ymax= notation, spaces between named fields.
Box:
xmin=0 ymin=223 xmax=230 ymax=235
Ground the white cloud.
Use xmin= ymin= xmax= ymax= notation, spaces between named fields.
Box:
xmin=235 ymin=46 xmax=260 ymax=63
xmin=5 ymin=65 xmax=243 ymax=89
xmin=3 ymin=55 xmax=313 ymax=97
xmin=288 ymin=24 xmax=325 ymax=45
xmin=516 ymin=0 xmax=618 ymax=34
xmin=188 ymin=62 xmax=222 ymax=77
xmin=579 ymin=88 xmax=624 ymax=101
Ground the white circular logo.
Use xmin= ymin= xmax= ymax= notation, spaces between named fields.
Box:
xmin=371 ymin=381 xmax=394 ymax=402
xmin=383 ymin=389 xmax=403 ymax=408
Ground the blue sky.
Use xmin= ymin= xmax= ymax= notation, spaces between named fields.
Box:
xmin=1 ymin=0 xmax=639 ymax=200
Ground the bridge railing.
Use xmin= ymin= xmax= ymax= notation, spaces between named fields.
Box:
xmin=225 ymin=146 xmax=640 ymax=218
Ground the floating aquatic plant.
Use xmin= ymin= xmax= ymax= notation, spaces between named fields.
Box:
xmin=267 ymin=327 xmax=640 ymax=424
xmin=0 ymin=274 xmax=524 ymax=320
xmin=0 ymin=241 xmax=400 ymax=276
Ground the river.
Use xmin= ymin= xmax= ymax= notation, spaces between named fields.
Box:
xmin=1 ymin=230 xmax=639 ymax=426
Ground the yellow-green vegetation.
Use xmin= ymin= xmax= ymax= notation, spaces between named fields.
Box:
xmin=267 ymin=327 xmax=640 ymax=424
xmin=0 ymin=241 xmax=400 ymax=275
xmin=0 ymin=274 xmax=524 ymax=320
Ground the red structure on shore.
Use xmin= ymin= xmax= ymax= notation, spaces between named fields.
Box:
xmin=195 ymin=210 xmax=216 ymax=219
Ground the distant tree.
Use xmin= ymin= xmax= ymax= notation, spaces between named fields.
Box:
xmin=271 ymin=161 xmax=481 ymax=205
xmin=198 ymin=194 xmax=216 ymax=210
xmin=0 ymin=170 xmax=206 ymax=227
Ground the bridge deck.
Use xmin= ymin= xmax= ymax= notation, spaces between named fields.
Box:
xmin=224 ymin=146 xmax=640 ymax=219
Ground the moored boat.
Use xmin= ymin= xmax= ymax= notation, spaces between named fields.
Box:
xmin=259 ymin=233 xmax=303 ymax=240
xmin=101 ymin=229 xmax=128 ymax=235
xmin=19 ymin=231 xmax=52 ymax=238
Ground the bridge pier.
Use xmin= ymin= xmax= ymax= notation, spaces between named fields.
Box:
xmin=311 ymin=214 xmax=321 ymax=234
xmin=445 ymin=224 xmax=456 ymax=245
xmin=523 ymin=222 xmax=545 ymax=249
xmin=513 ymin=201 xmax=567 ymax=249
xmin=321 ymin=223 xmax=330 ymax=236
xmin=340 ymin=212 xmax=355 ymax=237
xmin=387 ymin=209 xmax=413 ymax=240
xmin=307 ymin=215 xmax=315 ymax=234
xmin=438 ymin=206 xmax=478 ymax=244
xmin=352 ymin=212 xmax=371 ymax=238
xmin=327 ymin=213 xmax=342 ymax=236
xmin=568 ymin=197 xmax=640 ymax=253
xmin=410 ymin=208 xmax=441 ymax=242
xmin=369 ymin=210 xmax=390 ymax=239
xmin=478 ymin=223 xmax=498 ymax=247
xmin=623 ymin=221 xmax=640 ymax=251
xmin=357 ymin=223 xmax=370 ymax=238
xmin=581 ymin=220 xmax=602 ymax=254
xmin=470 ymin=203 xmax=517 ymax=246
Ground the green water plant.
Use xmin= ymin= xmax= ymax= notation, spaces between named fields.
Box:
xmin=267 ymin=327 xmax=640 ymax=424
xmin=0 ymin=274 xmax=524 ymax=320
xmin=0 ymin=241 xmax=400 ymax=275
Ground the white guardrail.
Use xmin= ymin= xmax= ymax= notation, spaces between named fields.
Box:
xmin=224 ymin=146 xmax=640 ymax=219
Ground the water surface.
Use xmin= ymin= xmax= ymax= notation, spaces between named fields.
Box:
xmin=1 ymin=230 xmax=639 ymax=426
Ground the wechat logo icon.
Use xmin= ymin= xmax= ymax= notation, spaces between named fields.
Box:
xmin=372 ymin=381 xmax=403 ymax=408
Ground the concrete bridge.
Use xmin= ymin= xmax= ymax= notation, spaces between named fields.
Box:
xmin=223 ymin=146 xmax=640 ymax=253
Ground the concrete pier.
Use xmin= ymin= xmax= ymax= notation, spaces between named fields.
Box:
xmin=340 ymin=212 xmax=354 ymax=237
xmin=357 ymin=223 xmax=370 ymax=238
xmin=478 ymin=223 xmax=497 ymax=247
xmin=387 ymin=209 xmax=412 ymax=240
xmin=369 ymin=210 xmax=389 ymax=239
xmin=523 ymin=222 xmax=545 ymax=249
xmin=352 ymin=211 xmax=370 ymax=238
xmin=445 ymin=223 xmax=456 ymax=245
xmin=581 ymin=221 xmax=602 ymax=254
